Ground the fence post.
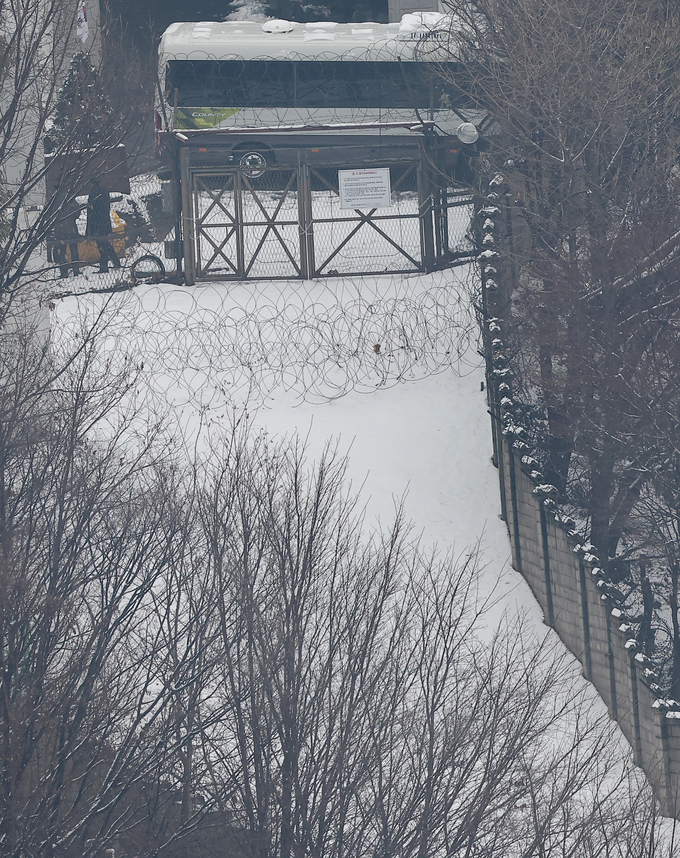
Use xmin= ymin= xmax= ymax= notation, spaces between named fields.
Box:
xmin=495 ymin=411 xmax=507 ymax=522
xmin=418 ymin=142 xmax=435 ymax=272
xmin=539 ymin=504 xmax=555 ymax=626
xmin=297 ymin=154 xmax=313 ymax=279
xmin=169 ymin=140 xmax=184 ymax=283
xmin=179 ymin=146 xmax=196 ymax=286
xmin=578 ymin=558 xmax=592 ymax=680
xmin=431 ymin=147 xmax=448 ymax=266
xmin=628 ymin=652 xmax=643 ymax=765
xmin=507 ymin=443 xmax=523 ymax=575
xmin=234 ymin=170 xmax=245 ymax=278
xmin=605 ymin=610 xmax=619 ymax=722
xmin=660 ymin=711 xmax=676 ymax=816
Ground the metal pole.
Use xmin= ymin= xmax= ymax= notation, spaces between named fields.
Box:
xmin=179 ymin=146 xmax=195 ymax=285
xmin=235 ymin=170 xmax=245 ymax=278
xmin=170 ymin=139 xmax=183 ymax=283
xmin=417 ymin=141 xmax=435 ymax=272
xmin=297 ymin=151 xmax=313 ymax=279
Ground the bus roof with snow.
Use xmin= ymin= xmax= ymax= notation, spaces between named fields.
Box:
xmin=157 ymin=13 xmax=484 ymax=146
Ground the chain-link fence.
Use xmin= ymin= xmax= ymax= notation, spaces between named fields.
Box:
xmin=46 ymin=172 xmax=177 ymax=298
xmin=189 ymin=168 xmax=303 ymax=280
xmin=43 ymin=142 xmax=476 ymax=297
xmin=180 ymin=142 xmax=476 ymax=284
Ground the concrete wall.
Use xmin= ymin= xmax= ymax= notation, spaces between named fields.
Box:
xmin=490 ymin=349 xmax=680 ymax=818
xmin=480 ymin=183 xmax=680 ymax=819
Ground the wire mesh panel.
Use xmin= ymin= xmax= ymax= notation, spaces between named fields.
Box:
xmin=240 ymin=170 xmax=302 ymax=279
xmin=191 ymin=168 xmax=302 ymax=280
xmin=183 ymin=147 xmax=474 ymax=283
xmin=193 ymin=172 xmax=240 ymax=277
xmin=434 ymin=187 xmax=475 ymax=266
xmin=446 ymin=191 xmax=475 ymax=257
xmin=307 ymin=163 xmax=425 ymax=277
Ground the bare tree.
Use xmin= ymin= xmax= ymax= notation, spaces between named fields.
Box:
xmin=1 ymin=311 xmax=675 ymax=854
xmin=0 ymin=315 xmax=213 ymax=858
xmin=0 ymin=0 xmax=148 ymax=313
xmin=185 ymin=430 xmax=673 ymax=858
xmin=439 ymin=0 xmax=680 ymax=571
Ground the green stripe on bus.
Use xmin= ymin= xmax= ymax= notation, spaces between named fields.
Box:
xmin=176 ymin=108 xmax=241 ymax=129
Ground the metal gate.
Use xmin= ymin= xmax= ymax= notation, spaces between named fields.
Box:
xmin=184 ymin=168 xmax=303 ymax=280
xmin=180 ymin=147 xmax=474 ymax=284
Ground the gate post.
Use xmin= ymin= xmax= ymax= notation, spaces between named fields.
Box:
xmin=418 ymin=142 xmax=435 ymax=272
xmin=431 ymin=147 xmax=448 ymax=265
xmin=297 ymin=153 xmax=314 ymax=279
xmin=180 ymin=146 xmax=196 ymax=286
xmin=234 ymin=170 xmax=245 ymax=278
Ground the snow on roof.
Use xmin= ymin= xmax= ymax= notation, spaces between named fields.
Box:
xmin=159 ymin=16 xmax=457 ymax=62
xmin=398 ymin=12 xmax=449 ymax=32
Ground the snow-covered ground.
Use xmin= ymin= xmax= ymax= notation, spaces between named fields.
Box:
xmin=52 ymin=261 xmax=680 ymax=837
xmin=51 ymin=265 xmax=548 ymax=631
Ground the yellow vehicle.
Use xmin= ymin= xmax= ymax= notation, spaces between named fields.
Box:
xmin=67 ymin=211 xmax=127 ymax=264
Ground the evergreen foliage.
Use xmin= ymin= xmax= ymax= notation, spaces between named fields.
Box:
xmin=48 ymin=52 xmax=114 ymax=151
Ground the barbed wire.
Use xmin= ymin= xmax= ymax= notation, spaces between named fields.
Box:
xmin=52 ymin=269 xmax=481 ymax=418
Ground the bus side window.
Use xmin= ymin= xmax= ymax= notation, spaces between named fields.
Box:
xmin=219 ymin=61 xmax=294 ymax=107
xmin=295 ymin=62 xmax=328 ymax=108
xmin=378 ymin=63 xmax=431 ymax=109
xmin=295 ymin=62 xmax=373 ymax=109
xmin=343 ymin=62 xmax=375 ymax=108
xmin=168 ymin=60 xmax=223 ymax=106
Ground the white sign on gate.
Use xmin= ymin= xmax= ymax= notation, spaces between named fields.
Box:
xmin=338 ymin=168 xmax=392 ymax=210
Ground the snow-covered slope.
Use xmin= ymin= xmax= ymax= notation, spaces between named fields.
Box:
xmin=52 ymin=264 xmax=679 ymax=836
xmin=50 ymin=267 xmax=555 ymax=628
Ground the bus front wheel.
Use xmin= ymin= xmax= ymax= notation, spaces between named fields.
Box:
xmin=235 ymin=147 xmax=270 ymax=179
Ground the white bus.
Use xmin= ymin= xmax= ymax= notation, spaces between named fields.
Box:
xmin=156 ymin=13 xmax=485 ymax=171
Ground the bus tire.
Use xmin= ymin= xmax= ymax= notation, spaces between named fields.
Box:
xmin=234 ymin=144 xmax=272 ymax=179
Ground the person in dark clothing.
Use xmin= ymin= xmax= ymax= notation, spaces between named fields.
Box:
xmin=86 ymin=179 xmax=121 ymax=273
xmin=53 ymin=197 xmax=81 ymax=278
